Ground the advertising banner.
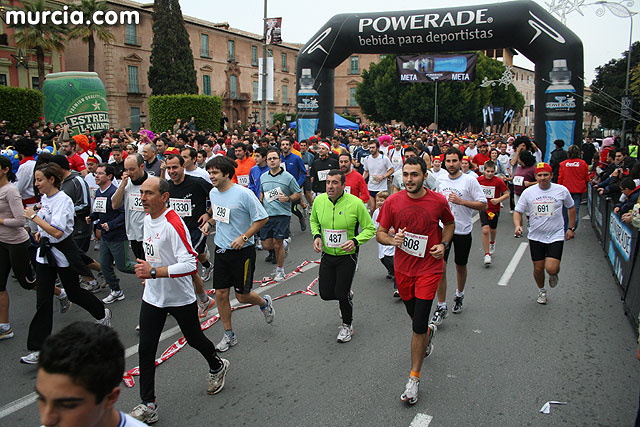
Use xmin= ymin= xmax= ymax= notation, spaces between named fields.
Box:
xmin=606 ymin=211 xmax=639 ymax=292
xmin=396 ymin=53 xmax=477 ymax=82
xmin=266 ymin=18 xmax=282 ymax=45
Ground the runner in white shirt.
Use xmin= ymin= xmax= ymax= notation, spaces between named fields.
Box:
xmin=514 ymin=162 xmax=576 ymax=305
xmin=432 ymin=148 xmax=487 ymax=324
xmin=181 ymin=146 xmax=212 ymax=184
xmin=388 ymin=137 xmax=405 ymax=172
xmin=363 ymin=140 xmax=394 ymax=213
xmin=130 ymin=177 xmax=229 ymax=424
xmin=429 ymin=155 xmax=449 ymax=180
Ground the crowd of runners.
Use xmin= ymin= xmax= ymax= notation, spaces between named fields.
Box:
xmin=0 ymin=118 xmax=639 ymax=424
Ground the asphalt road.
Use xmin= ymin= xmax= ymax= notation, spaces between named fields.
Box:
xmin=0 ymin=210 xmax=638 ymax=426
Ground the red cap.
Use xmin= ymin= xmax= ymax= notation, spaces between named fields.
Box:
xmin=86 ymin=156 xmax=99 ymax=164
xmin=535 ymin=162 xmax=553 ymax=174
xmin=462 ymin=156 xmax=471 ymax=162
xmin=165 ymin=147 xmax=180 ymax=155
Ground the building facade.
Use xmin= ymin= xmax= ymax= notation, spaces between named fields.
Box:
xmin=0 ymin=0 xmax=65 ymax=90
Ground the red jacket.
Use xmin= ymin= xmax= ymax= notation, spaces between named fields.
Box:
xmin=558 ymin=158 xmax=589 ymax=193
xmin=344 ymin=170 xmax=370 ymax=203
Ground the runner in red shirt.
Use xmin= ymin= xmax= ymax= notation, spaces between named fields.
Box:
xmin=472 ymin=142 xmax=491 ymax=173
xmin=339 ymin=152 xmax=369 ymax=204
xmin=377 ymin=156 xmax=454 ymax=406
xmin=61 ymin=138 xmax=87 ymax=176
xmin=476 ymin=160 xmax=510 ymax=266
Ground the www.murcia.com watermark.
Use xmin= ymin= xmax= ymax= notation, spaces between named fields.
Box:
xmin=6 ymin=6 xmax=139 ymax=26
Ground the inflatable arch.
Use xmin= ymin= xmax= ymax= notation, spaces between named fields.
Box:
xmin=295 ymin=0 xmax=583 ymax=161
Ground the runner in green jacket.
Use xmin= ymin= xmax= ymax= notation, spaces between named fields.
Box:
xmin=310 ymin=169 xmax=375 ymax=343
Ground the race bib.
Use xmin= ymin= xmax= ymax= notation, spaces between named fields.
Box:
xmin=533 ymin=201 xmax=555 ymax=217
xmin=143 ymin=240 xmax=161 ymax=263
xmin=479 ymin=164 xmax=485 ymax=173
xmin=324 ymin=228 xmax=347 ymax=248
xmin=90 ymin=187 xmax=98 ymax=199
xmin=400 ymin=231 xmax=428 ymax=258
xmin=93 ymin=197 xmax=107 ymax=213
xmin=213 ymin=204 xmax=230 ymax=224
xmin=513 ymin=176 xmax=524 ymax=186
xmin=265 ymin=186 xmax=284 ymax=203
xmin=128 ymin=193 xmax=144 ymax=212
xmin=317 ymin=170 xmax=329 ymax=181
xmin=237 ymin=175 xmax=250 ymax=187
xmin=344 ymin=186 xmax=351 ymax=194
xmin=392 ymin=156 xmax=402 ymax=166
xmin=169 ymin=198 xmax=192 ymax=217
xmin=481 ymin=185 xmax=495 ymax=199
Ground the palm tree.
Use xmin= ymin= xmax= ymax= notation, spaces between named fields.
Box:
xmin=11 ymin=0 xmax=67 ymax=90
xmin=67 ymin=0 xmax=115 ymax=71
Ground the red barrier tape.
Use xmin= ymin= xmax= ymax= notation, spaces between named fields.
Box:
xmin=123 ymin=260 xmax=319 ymax=387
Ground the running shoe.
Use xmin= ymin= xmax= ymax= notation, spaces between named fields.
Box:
xmin=215 ymin=334 xmax=238 ymax=352
xmin=393 ymin=290 xmax=400 ymax=298
xmin=549 ymin=274 xmax=559 ymax=288
xmin=94 ymin=241 xmax=100 ymax=251
xmin=537 ymin=289 xmax=548 ymax=305
xmin=300 ymin=217 xmax=307 ymax=232
xmin=198 ymin=296 xmax=215 ymax=318
xmin=58 ymin=294 xmax=71 ymax=314
xmin=96 ymin=308 xmax=112 ymax=327
xmin=261 ymin=295 xmax=275 ymax=324
xmin=386 ymin=273 xmax=395 ymax=280
xmin=201 ymin=264 xmax=213 ymax=282
xmin=0 ymin=325 xmax=14 ymax=340
xmin=264 ymin=252 xmax=274 ymax=263
xmin=489 ymin=242 xmax=496 ymax=254
xmin=483 ymin=254 xmax=492 ymax=266
xmin=337 ymin=323 xmax=353 ymax=343
xmin=424 ymin=324 xmax=437 ymax=358
xmin=130 ymin=403 xmax=158 ymax=424
xmin=102 ymin=290 xmax=125 ymax=304
xmin=20 ymin=351 xmax=40 ymax=364
xmin=430 ymin=305 xmax=448 ymax=325
xmin=400 ymin=376 xmax=420 ymax=405
xmin=207 ymin=359 xmax=230 ymax=395
xmin=274 ymin=270 xmax=285 ymax=282
xmin=453 ymin=295 xmax=464 ymax=313
xmin=81 ymin=279 xmax=101 ymax=293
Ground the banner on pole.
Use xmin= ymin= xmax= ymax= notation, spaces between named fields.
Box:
xmin=266 ymin=17 xmax=282 ymax=45
xmin=396 ymin=53 xmax=477 ymax=83
xmin=258 ymin=57 xmax=274 ymax=101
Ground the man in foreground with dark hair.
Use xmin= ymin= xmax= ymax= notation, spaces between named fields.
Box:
xmin=36 ymin=321 xmax=149 ymax=426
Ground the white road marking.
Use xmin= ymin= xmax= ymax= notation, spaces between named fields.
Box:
xmin=0 ymin=261 xmax=320 ymax=420
xmin=497 ymin=242 xmax=529 ymax=286
xmin=582 ymin=215 xmax=590 ymax=220
xmin=409 ymin=413 xmax=433 ymax=426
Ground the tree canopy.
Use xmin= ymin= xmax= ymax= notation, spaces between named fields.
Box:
xmin=586 ymin=41 xmax=640 ymax=130
xmin=148 ymin=0 xmax=198 ymax=95
xmin=67 ymin=0 xmax=115 ymax=72
xmin=355 ymin=53 xmax=525 ymax=130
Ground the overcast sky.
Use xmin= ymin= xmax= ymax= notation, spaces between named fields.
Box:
xmin=179 ymin=0 xmax=639 ymax=84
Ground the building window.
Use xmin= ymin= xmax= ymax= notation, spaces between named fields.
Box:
xmin=0 ymin=74 xmax=7 ymax=86
xmin=252 ymin=81 xmax=258 ymax=101
xmin=228 ymin=39 xmax=235 ymax=61
xmin=203 ymin=75 xmax=211 ymax=95
xmin=127 ymin=65 xmax=139 ymax=93
xmin=349 ymin=87 xmax=358 ymax=106
xmin=281 ymin=52 xmax=287 ymax=71
xmin=130 ymin=107 xmax=140 ymax=132
xmin=125 ymin=22 xmax=137 ymax=45
xmin=31 ymin=77 xmax=39 ymax=90
xmin=349 ymin=56 xmax=359 ymax=74
xmin=229 ymin=75 xmax=238 ymax=99
xmin=267 ymin=49 xmax=273 ymax=57
xmin=282 ymin=84 xmax=288 ymax=104
xmin=201 ymin=34 xmax=209 ymax=57
xmin=251 ymin=45 xmax=258 ymax=66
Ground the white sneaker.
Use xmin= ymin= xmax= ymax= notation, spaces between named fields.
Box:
xmin=336 ymin=323 xmax=353 ymax=343
xmin=489 ymin=242 xmax=496 ymax=254
xmin=215 ymin=334 xmax=237 ymax=352
xmin=483 ymin=254 xmax=492 ymax=266
xmin=96 ymin=308 xmax=112 ymax=327
xmin=400 ymin=376 xmax=420 ymax=405
xmin=20 ymin=351 xmax=40 ymax=364
xmin=537 ymin=289 xmax=548 ymax=305
xmin=549 ymin=274 xmax=559 ymax=288
xmin=261 ymin=295 xmax=275 ymax=324
xmin=102 ymin=290 xmax=125 ymax=304
xmin=207 ymin=359 xmax=230 ymax=395
xmin=130 ymin=403 xmax=158 ymax=424
xmin=0 ymin=325 xmax=14 ymax=340
xmin=274 ymin=270 xmax=285 ymax=281
xmin=198 ymin=296 xmax=215 ymax=318
xmin=201 ymin=264 xmax=213 ymax=282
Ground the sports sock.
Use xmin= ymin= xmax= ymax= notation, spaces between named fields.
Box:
xmin=456 ymin=290 xmax=464 ymax=297
xmin=410 ymin=370 xmax=420 ymax=379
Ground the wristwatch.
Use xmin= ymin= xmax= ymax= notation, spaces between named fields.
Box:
xmin=150 ymin=267 xmax=157 ymax=279
xmin=241 ymin=234 xmax=249 ymax=242
xmin=29 ymin=213 xmax=37 ymax=220
xmin=569 ymin=226 xmax=576 ymax=232
xmin=441 ymin=241 xmax=451 ymax=250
